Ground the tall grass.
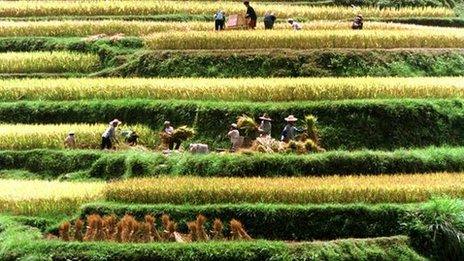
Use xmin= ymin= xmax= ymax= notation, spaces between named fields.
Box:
xmin=104 ymin=173 xmax=464 ymax=204
xmin=0 ymin=179 xmax=104 ymax=215
xmin=0 ymin=1 xmax=453 ymax=19
xmin=0 ymin=51 xmax=99 ymax=73
xmin=0 ymin=124 xmax=156 ymax=150
xmin=0 ymin=20 xmax=454 ymax=37
xmin=1 ymin=77 xmax=462 ymax=102
xmin=145 ymin=29 xmax=464 ymax=50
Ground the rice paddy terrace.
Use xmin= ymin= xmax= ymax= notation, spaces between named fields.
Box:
xmin=1 ymin=0 xmax=464 ymax=260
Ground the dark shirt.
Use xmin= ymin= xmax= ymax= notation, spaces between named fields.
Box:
xmin=264 ymin=14 xmax=276 ymax=27
xmin=127 ymin=133 xmax=139 ymax=143
xmin=352 ymin=16 xmax=363 ymax=29
xmin=264 ymin=15 xmax=276 ymax=25
xmin=246 ymin=6 xmax=257 ymax=20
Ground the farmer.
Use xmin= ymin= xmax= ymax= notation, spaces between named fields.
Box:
xmin=281 ymin=115 xmax=302 ymax=142
xmin=126 ymin=130 xmax=139 ymax=146
xmin=288 ymin=18 xmax=302 ymax=30
xmin=101 ymin=119 xmax=121 ymax=150
xmin=227 ymin=123 xmax=242 ymax=152
xmin=263 ymin=12 xmax=276 ymax=29
xmin=64 ymin=131 xmax=76 ymax=148
xmin=214 ymin=10 xmax=226 ymax=31
xmin=163 ymin=121 xmax=181 ymax=150
xmin=258 ymin=113 xmax=272 ymax=136
xmin=244 ymin=1 xmax=257 ymax=29
xmin=352 ymin=14 xmax=363 ymax=30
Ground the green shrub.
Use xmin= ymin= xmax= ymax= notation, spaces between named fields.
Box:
xmin=3 ymin=147 xmax=464 ymax=179
xmin=0 ymin=215 xmax=423 ymax=260
xmin=105 ymin=49 xmax=464 ymax=78
xmin=81 ymin=202 xmax=412 ymax=240
xmin=0 ymin=150 xmax=100 ymax=175
xmin=80 ymin=199 xmax=464 ymax=259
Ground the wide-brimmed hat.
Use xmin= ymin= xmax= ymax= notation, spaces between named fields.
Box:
xmin=288 ymin=18 xmax=294 ymax=23
xmin=110 ymin=119 xmax=122 ymax=125
xmin=284 ymin=115 xmax=298 ymax=122
xmin=259 ymin=113 xmax=272 ymax=121
xmin=231 ymin=123 xmax=238 ymax=129
xmin=69 ymin=131 xmax=75 ymax=135
xmin=164 ymin=121 xmax=171 ymax=126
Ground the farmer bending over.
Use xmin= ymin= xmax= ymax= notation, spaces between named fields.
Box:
xmin=288 ymin=18 xmax=302 ymax=30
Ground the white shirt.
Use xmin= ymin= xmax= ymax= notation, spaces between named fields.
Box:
xmin=227 ymin=129 xmax=240 ymax=143
xmin=164 ymin=126 xmax=174 ymax=134
xmin=102 ymin=125 xmax=115 ymax=138
xmin=292 ymin=22 xmax=302 ymax=30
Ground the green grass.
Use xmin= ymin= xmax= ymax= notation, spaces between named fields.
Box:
xmin=0 ymin=215 xmax=424 ymax=260
xmin=4 ymin=147 xmax=464 ymax=179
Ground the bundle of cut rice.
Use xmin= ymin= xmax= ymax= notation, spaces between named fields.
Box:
xmin=171 ymin=126 xmax=195 ymax=141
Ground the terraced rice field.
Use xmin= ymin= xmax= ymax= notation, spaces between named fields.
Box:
xmin=0 ymin=77 xmax=462 ymax=101
xmin=0 ymin=0 xmax=463 ymax=259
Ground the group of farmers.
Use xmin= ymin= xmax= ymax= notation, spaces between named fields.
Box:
xmin=213 ymin=1 xmax=302 ymax=31
xmin=213 ymin=1 xmax=363 ymax=31
xmin=63 ymin=114 xmax=304 ymax=152
xmin=227 ymin=114 xmax=302 ymax=152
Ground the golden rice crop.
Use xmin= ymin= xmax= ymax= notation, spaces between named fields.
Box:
xmin=0 ymin=51 xmax=99 ymax=74
xmin=145 ymin=29 xmax=464 ymax=49
xmin=104 ymin=173 xmax=464 ymax=204
xmin=0 ymin=179 xmax=104 ymax=215
xmin=0 ymin=77 xmax=463 ymax=102
xmin=0 ymin=20 xmax=452 ymax=37
xmin=0 ymin=124 xmax=157 ymax=150
xmin=0 ymin=1 xmax=452 ymax=19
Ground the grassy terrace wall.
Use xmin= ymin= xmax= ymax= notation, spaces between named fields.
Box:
xmin=1 ymin=99 xmax=463 ymax=150
xmin=1 ymin=37 xmax=464 ymax=77
xmin=108 ymin=49 xmax=464 ymax=77
xmin=80 ymin=202 xmax=413 ymax=240
xmin=0 ymin=215 xmax=423 ymax=261
xmin=2 ymin=147 xmax=464 ymax=179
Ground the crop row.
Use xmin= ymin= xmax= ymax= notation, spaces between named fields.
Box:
xmin=145 ymin=29 xmax=464 ymax=49
xmin=0 ymin=124 xmax=156 ymax=150
xmin=1 ymin=77 xmax=462 ymax=102
xmin=0 ymin=51 xmax=99 ymax=74
xmin=4 ymin=173 xmax=460 ymax=214
xmin=0 ymin=20 xmax=452 ymax=37
xmin=0 ymin=99 xmax=462 ymax=150
xmin=105 ymin=173 xmax=464 ymax=204
xmin=5 ymin=0 xmax=452 ymax=7
xmin=0 ymin=1 xmax=452 ymax=19
xmin=0 ymin=179 xmax=104 ymax=215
